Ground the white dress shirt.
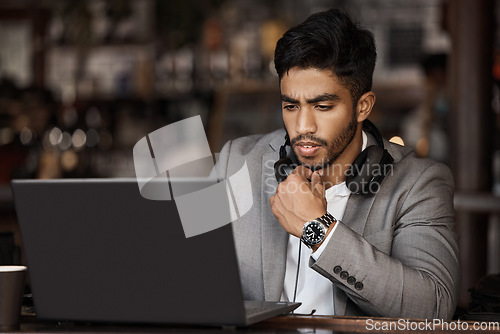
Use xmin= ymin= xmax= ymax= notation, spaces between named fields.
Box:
xmin=280 ymin=132 xmax=367 ymax=315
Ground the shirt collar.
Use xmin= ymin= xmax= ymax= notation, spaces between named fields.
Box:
xmin=325 ymin=181 xmax=351 ymax=198
xmin=362 ymin=130 xmax=367 ymax=151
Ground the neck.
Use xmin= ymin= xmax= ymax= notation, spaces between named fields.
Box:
xmin=321 ymin=125 xmax=363 ymax=189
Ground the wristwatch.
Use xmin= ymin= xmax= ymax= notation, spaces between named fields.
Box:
xmin=301 ymin=212 xmax=336 ymax=248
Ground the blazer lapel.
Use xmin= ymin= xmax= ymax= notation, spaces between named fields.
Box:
xmin=342 ymin=192 xmax=376 ymax=236
xmin=261 ymin=135 xmax=289 ymax=301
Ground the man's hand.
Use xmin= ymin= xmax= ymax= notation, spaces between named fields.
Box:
xmin=270 ymin=166 xmax=327 ymax=238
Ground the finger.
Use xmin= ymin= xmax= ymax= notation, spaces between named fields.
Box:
xmin=312 ymin=182 xmax=325 ymax=198
xmin=310 ymin=171 xmax=322 ymax=190
xmin=291 ymin=165 xmax=313 ymax=180
xmin=275 ymin=181 xmax=288 ymax=196
xmin=270 ymin=193 xmax=283 ymax=210
xmin=270 ymin=195 xmax=285 ymax=219
xmin=317 ymin=168 xmax=324 ymax=178
xmin=270 ymin=195 xmax=277 ymax=213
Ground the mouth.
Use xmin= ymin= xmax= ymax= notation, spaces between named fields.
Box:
xmin=295 ymin=141 xmax=322 ymax=157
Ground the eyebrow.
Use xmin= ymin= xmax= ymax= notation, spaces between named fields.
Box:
xmin=281 ymin=94 xmax=299 ymax=103
xmin=281 ymin=93 xmax=341 ymax=104
xmin=307 ymin=94 xmax=341 ymax=103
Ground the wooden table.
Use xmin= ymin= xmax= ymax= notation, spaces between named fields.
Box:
xmin=15 ymin=314 xmax=500 ymax=333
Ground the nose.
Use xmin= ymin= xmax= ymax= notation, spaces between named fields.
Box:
xmin=296 ymin=108 xmax=317 ymax=135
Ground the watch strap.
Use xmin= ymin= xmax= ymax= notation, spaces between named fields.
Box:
xmin=317 ymin=212 xmax=336 ymax=228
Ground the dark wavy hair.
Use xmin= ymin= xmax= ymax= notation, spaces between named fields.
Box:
xmin=274 ymin=9 xmax=376 ymax=103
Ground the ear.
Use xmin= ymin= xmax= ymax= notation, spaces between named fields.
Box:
xmin=356 ymin=91 xmax=376 ymax=122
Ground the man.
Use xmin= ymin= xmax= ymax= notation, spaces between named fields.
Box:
xmin=213 ymin=9 xmax=459 ymax=319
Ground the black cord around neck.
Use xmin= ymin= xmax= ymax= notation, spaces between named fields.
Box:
xmin=291 ymin=241 xmax=317 ymax=317
xmin=292 ymin=241 xmax=301 ymax=303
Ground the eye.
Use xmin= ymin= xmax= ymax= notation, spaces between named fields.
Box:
xmin=283 ymin=104 xmax=298 ymax=111
xmin=316 ymin=105 xmax=333 ymax=111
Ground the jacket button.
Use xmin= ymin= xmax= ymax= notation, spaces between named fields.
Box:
xmin=355 ymin=282 xmax=364 ymax=290
xmin=333 ymin=266 xmax=342 ymax=274
xmin=347 ymin=276 xmax=356 ymax=285
xmin=340 ymin=271 xmax=349 ymax=280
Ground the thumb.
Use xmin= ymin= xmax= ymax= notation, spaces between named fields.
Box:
xmin=311 ymin=171 xmax=325 ymax=198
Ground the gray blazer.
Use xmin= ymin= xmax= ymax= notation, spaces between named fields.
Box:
xmin=213 ymin=128 xmax=460 ymax=320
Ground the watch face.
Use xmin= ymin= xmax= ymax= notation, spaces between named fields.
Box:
xmin=302 ymin=220 xmax=326 ymax=246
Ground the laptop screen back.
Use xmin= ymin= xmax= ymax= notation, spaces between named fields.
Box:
xmin=12 ymin=178 xmax=248 ymax=326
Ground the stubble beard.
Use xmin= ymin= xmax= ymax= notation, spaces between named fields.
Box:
xmin=292 ymin=109 xmax=358 ymax=171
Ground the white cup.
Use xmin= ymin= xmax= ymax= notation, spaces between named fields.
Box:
xmin=0 ymin=266 xmax=27 ymax=331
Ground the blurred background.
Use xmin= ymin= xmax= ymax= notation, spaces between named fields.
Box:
xmin=0 ymin=0 xmax=499 ymax=312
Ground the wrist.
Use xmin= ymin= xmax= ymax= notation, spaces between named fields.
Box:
xmin=311 ymin=222 xmax=335 ymax=252
xmin=301 ymin=212 xmax=337 ymax=249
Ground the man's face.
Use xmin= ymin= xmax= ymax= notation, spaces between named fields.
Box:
xmin=281 ymin=67 xmax=359 ymax=170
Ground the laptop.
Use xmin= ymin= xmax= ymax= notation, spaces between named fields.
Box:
xmin=11 ymin=178 xmax=300 ymax=326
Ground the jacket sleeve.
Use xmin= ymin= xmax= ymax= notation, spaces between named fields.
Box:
xmin=310 ymin=162 xmax=460 ymax=319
